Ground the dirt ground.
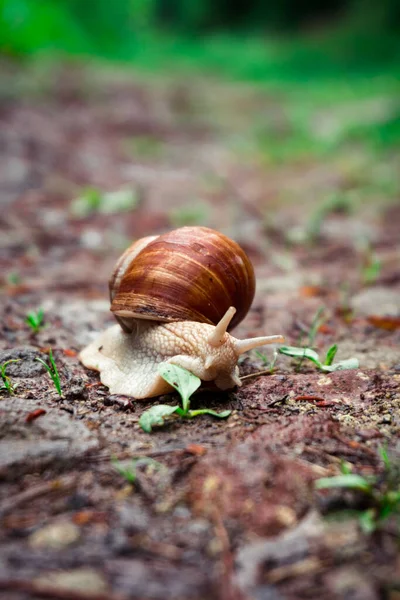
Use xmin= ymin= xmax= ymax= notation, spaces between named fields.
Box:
xmin=0 ymin=62 xmax=399 ymax=600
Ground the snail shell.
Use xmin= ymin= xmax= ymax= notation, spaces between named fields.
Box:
xmin=109 ymin=226 xmax=255 ymax=333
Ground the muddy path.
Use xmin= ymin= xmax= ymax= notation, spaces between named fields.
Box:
xmin=0 ymin=63 xmax=399 ymax=599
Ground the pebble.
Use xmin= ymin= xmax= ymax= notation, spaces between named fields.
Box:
xmin=35 ymin=568 xmax=108 ymax=594
xmin=29 ymin=521 xmax=80 ymax=549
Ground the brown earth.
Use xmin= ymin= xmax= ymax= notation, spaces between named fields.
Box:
xmin=0 ymin=62 xmax=399 ymax=600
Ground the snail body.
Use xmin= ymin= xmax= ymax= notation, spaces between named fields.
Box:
xmin=79 ymin=227 xmax=284 ymax=399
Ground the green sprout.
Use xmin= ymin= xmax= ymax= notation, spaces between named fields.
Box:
xmin=305 ymin=192 xmax=354 ymax=243
xmin=292 ymin=307 xmax=326 ymax=372
xmin=6 ymin=272 xmax=22 ymax=285
xmin=306 ymin=307 xmax=326 ymax=347
xmin=254 ymin=349 xmax=278 ymax=373
xmin=139 ymin=364 xmax=231 ymax=433
xmin=71 ymin=186 xmax=139 ymax=218
xmin=278 ymin=307 xmax=357 ymax=373
xmin=362 ymin=254 xmax=382 ymax=285
xmin=357 ymin=238 xmax=382 ymax=285
xmin=316 ymin=447 xmax=400 ymax=534
xmin=112 ymin=457 xmax=166 ymax=484
xmin=25 ymin=308 xmax=45 ymax=334
xmin=0 ymin=360 xmax=19 ymax=395
xmin=36 ymin=349 xmax=62 ymax=397
xmin=278 ymin=344 xmax=358 ymax=372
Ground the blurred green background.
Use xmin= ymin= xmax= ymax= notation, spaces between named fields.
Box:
xmin=1 ymin=0 xmax=399 ymax=79
xmin=0 ymin=0 xmax=399 ymax=172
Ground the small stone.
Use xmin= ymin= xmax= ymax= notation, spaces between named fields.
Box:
xmin=380 ymin=414 xmax=392 ymax=424
xmin=356 ymin=372 xmax=370 ymax=381
xmin=207 ymin=537 xmax=223 ymax=556
xmin=187 ymin=518 xmax=211 ymax=535
xmin=317 ymin=376 xmax=332 ymax=387
xmin=173 ymin=505 xmax=191 ymax=519
xmin=29 ymin=521 xmax=80 ymax=549
xmin=275 ymin=506 xmax=297 ymax=527
xmin=35 ymin=568 xmax=108 ymax=594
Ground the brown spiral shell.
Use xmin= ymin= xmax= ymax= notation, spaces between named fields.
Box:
xmin=109 ymin=226 xmax=255 ymax=332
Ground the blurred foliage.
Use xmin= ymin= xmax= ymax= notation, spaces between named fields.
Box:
xmin=0 ymin=0 xmax=399 ymax=68
xmin=0 ymin=0 xmax=398 ymax=160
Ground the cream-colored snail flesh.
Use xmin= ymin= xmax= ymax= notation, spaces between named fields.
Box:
xmin=79 ymin=227 xmax=284 ymax=399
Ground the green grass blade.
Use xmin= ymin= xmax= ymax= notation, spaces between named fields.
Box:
xmin=324 ymin=344 xmax=338 ymax=366
xmin=316 ymin=474 xmax=373 ymax=493
xmin=36 ymin=351 xmax=62 ymax=397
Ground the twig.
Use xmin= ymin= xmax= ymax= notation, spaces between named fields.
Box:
xmin=239 ymin=369 xmax=273 ymax=382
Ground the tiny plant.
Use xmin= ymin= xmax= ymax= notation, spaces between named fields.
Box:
xmin=362 ymin=254 xmax=382 ymax=285
xmin=25 ymin=308 xmax=45 ymax=334
xmin=278 ymin=344 xmax=358 ymax=372
xmin=112 ymin=457 xmax=165 ymax=484
xmin=71 ymin=186 xmax=139 ymax=218
xmin=316 ymin=447 xmax=400 ymax=534
xmin=139 ymin=364 xmax=231 ymax=433
xmin=306 ymin=307 xmax=325 ymax=347
xmin=293 ymin=307 xmax=325 ymax=372
xmin=0 ymin=360 xmax=19 ymax=395
xmin=254 ymin=349 xmax=278 ymax=372
xmin=357 ymin=238 xmax=382 ymax=285
xmin=36 ymin=349 xmax=62 ymax=397
xmin=305 ymin=192 xmax=354 ymax=243
xmin=6 ymin=272 xmax=21 ymax=285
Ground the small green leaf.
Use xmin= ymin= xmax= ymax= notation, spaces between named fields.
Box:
xmin=71 ymin=187 xmax=139 ymax=217
xmin=112 ymin=456 xmax=165 ymax=482
xmin=316 ymin=474 xmax=373 ymax=493
xmin=99 ymin=188 xmax=139 ymax=214
xmin=25 ymin=308 xmax=45 ymax=333
xmin=340 ymin=460 xmax=352 ymax=475
xmin=322 ymin=357 xmax=359 ymax=372
xmin=278 ymin=345 xmax=321 ymax=366
xmin=359 ymin=509 xmax=377 ymax=534
xmin=362 ymin=257 xmax=381 ymax=285
xmin=324 ymin=344 xmax=338 ymax=366
xmin=378 ymin=445 xmax=391 ymax=470
xmin=139 ymin=404 xmax=179 ymax=433
xmin=158 ymin=363 xmax=201 ymax=413
xmin=188 ymin=409 xmax=231 ymax=419
xmin=112 ymin=460 xmax=137 ymax=483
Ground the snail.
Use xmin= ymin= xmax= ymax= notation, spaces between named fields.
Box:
xmin=79 ymin=226 xmax=284 ymax=399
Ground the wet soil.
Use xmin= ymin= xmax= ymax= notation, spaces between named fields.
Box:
xmin=0 ymin=62 xmax=399 ymax=600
